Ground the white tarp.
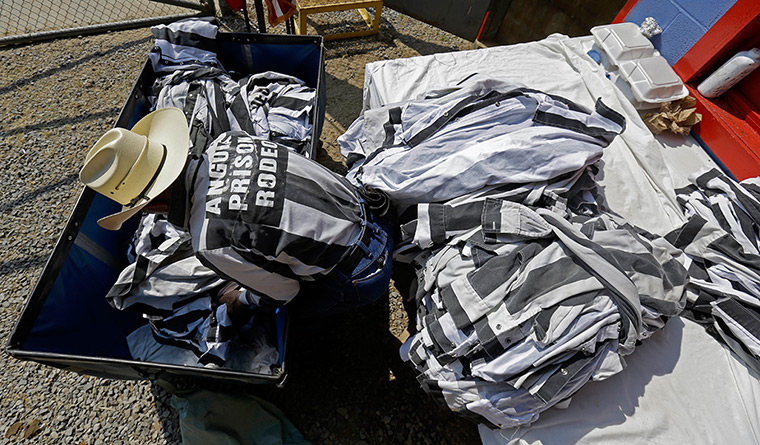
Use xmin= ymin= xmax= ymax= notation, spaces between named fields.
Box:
xmin=479 ymin=318 xmax=760 ymax=444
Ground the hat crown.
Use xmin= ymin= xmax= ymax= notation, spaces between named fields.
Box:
xmin=79 ymin=107 xmax=190 ymax=231
xmin=79 ymin=128 xmax=165 ymax=206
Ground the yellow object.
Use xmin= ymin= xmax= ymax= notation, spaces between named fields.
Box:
xmin=295 ymin=0 xmax=382 ymax=40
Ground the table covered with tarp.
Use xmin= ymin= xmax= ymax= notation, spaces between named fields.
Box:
xmin=358 ymin=34 xmax=760 ymax=444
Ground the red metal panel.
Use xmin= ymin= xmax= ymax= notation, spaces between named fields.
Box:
xmin=738 ymin=66 xmax=760 ymax=113
xmin=725 ymin=88 xmax=760 ymax=135
xmin=673 ymin=0 xmax=760 ymax=82
xmin=689 ymin=85 xmax=760 ymax=180
xmin=671 ymin=0 xmax=760 ymax=179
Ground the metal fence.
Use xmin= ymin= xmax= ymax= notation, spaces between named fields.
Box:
xmin=0 ymin=0 xmax=211 ymax=46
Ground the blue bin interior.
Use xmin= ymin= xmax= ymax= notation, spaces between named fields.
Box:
xmin=218 ymin=38 xmax=322 ymax=87
xmin=17 ymin=34 xmax=323 ymax=366
xmin=20 ymin=194 xmax=144 ymax=359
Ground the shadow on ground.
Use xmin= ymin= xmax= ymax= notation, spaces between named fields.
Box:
xmin=153 ymin=293 xmax=481 ymax=445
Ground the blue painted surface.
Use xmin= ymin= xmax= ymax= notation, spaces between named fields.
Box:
xmin=624 ymin=0 xmax=738 ymax=65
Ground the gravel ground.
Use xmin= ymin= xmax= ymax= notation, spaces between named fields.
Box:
xmin=0 ymin=7 xmax=482 ymax=445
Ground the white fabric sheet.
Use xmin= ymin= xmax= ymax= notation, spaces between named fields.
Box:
xmin=478 ymin=318 xmax=760 ymax=445
xmin=362 ymin=34 xmax=759 ymax=443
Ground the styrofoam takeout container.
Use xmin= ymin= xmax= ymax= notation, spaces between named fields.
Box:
xmin=591 ymin=22 xmax=656 ymax=64
xmin=591 ymin=23 xmax=688 ymax=105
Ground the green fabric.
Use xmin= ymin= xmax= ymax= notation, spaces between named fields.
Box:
xmin=170 ymin=389 xmax=311 ymax=445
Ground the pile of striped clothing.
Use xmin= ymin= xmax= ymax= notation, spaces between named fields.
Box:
xmin=667 ymin=166 xmax=760 ymax=374
xmin=340 ymin=76 xmax=690 ymax=428
xmin=106 ymin=17 xmax=315 ymax=369
xmin=149 ymin=17 xmax=316 ymax=156
xmin=111 ymin=214 xmax=278 ymax=369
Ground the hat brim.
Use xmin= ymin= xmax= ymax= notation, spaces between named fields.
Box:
xmin=97 ymin=202 xmax=150 ymax=231
xmin=96 ymin=107 xmax=189 ymax=230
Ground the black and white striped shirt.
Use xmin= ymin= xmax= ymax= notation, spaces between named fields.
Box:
xmin=187 ymin=131 xmax=367 ymax=303
xmin=400 ymin=196 xmax=688 ymax=428
xmin=147 ymin=17 xmax=342 ymax=302
xmin=340 ymin=77 xmax=626 ymax=206
xmin=149 ymin=17 xmax=317 ymax=156
xmin=667 ymin=166 xmax=760 ymax=372
xmin=107 ymin=214 xmax=237 ymax=366
xmin=153 ymin=69 xmax=316 ymax=156
xmin=149 ymin=17 xmax=222 ymax=73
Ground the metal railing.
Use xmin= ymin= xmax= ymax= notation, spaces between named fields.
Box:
xmin=0 ymin=0 xmax=212 ymax=46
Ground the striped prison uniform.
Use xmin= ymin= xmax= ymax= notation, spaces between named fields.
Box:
xmin=107 ymin=214 xmax=250 ymax=366
xmin=186 ymin=131 xmax=369 ymax=304
xmin=666 ymin=166 xmax=760 ymax=373
xmin=339 ymin=76 xmax=626 ymax=207
xmin=347 ymin=80 xmax=688 ymax=427
xmin=149 ymin=17 xmax=316 ymax=155
xmin=103 ymin=17 xmax=317 ymax=365
xmin=399 ymin=196 xmax=688 ymax=428
xmin=148 ymin=17 xmax=222 ymax=74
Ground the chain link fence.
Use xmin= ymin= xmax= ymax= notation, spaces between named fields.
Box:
xmin=0 ymin=0 xmax=212 ymax=46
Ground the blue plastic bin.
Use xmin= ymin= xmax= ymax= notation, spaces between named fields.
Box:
xmin=6 ymin=31 xmax=326 ymax=385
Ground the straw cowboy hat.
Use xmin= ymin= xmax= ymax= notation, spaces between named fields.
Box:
xmin=79 ymin=107 xmax=190 ymax=231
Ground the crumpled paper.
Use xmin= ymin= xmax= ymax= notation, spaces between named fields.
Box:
xmin=640 ymin=17 xmax=663 ymax=38
xmin=642 ymin=96 xmax=702 ymax=135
